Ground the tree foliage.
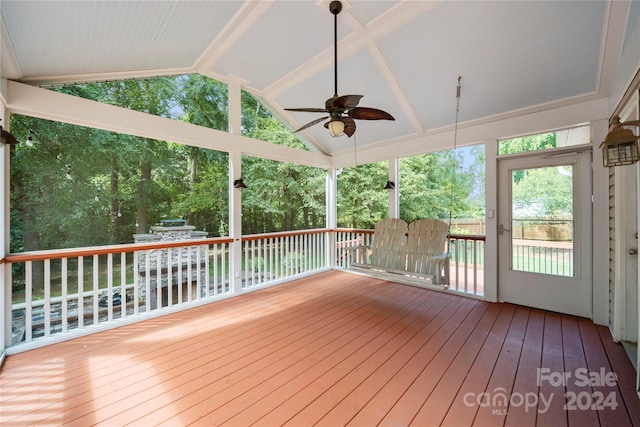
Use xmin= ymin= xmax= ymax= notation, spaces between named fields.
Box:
xmin=400 ymin=146 xmax=485 ymax=222
xmin=9 ymin=74 xmax=486 ymax=252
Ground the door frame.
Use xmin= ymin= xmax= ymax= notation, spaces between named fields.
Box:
xmin=497 ymin=146 xmax=593 ymax=318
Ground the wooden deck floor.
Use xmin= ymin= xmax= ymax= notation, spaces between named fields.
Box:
xmin=1 ymin=270 xmax=639 ymax=427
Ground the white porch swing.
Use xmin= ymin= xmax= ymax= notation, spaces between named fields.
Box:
xmin=345 ymin=77 xmax=464 ymax=289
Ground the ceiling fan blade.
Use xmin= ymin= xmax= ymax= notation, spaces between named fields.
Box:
xmin=333 ymin=95 xmax=363 ymax=110
xmin=293 ymin=116 xmax=329 ymax=133
xmin=285 ymin=107 xmax=328 ymax=113
xmin=343 ymin=117 xmax=356 ymax=137
xmin=348 ymin=107 xmax=395 ymax=121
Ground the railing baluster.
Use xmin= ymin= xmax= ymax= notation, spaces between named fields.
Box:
xmin=187 ymin=246 xmax=194 ymax=301
xmin=61 ymin=258 xmax=68 ymax=333
xmin=159 ymin=248 xmax=165 ymax=307
xmin=44 ymin=259 xmax=51 ymax=338
xmin=107 ymin=253 xmax=114 ymax=322
xmin=121 ymin=252 xmax=127 ymax=319
xmin=167 ymin=247 xmax=173 ymax=307
xmin=25 ymin=261 xmax=32 ymax=342
xmin=132 ymin=252 xmax=139 ymax=315
xmin=78 ymin=256 xmax=84 ymax=327
xmin=93 ymin=255 xmax=99 ymax=325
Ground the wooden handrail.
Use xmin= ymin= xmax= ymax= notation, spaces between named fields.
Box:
xmin=2 ymin=229 xmax=486 ymax=264
xmin=447 ymin=234 xmax=486 ymax=241
xmin=335 ymin=228 xmax=486 ymax=241
xmin=242 ymin=228 xmax=328 ymax=241
xmin=3 ymin=237 xmax=234 ymax=264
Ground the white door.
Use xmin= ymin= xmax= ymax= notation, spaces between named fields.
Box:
xmin=498 ymin=150 xmax=592 ymax=318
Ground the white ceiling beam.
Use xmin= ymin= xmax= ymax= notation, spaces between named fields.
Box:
xmin=264 ymin=1 xmax=442 ymax=99
xmin=0 ymin=15 xmax=21 ymax=81
xmin=193 ymin=1 xmax=276 ymax=76
xmin=366 ymin=39 xmax=423 ymax=134
xmin=597 ymin=0 xmax=630 ymax=97
xmin=6 ymin=80 xmax=332 ymax=169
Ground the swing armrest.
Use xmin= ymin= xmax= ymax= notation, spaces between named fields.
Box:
xmin=346 ymin=244 xmax=372 ymax=264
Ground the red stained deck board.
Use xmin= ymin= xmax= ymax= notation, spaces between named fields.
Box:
xmin=579 ymin=318 xmax=633 ymax=427
xmin=561 ymin=315 xmax=600 ymax=427
xmin=504 ymin=309 xmax=545 ymax=427
xmin=536 ymin=312 xmax=568 ymax=427
xmin=256 ymin=298 xmax=470 ymax=426
xmin=374 ymin=302 xmax=500 ymax=426
xmin=226 ymin=290 xmax=458 ymax=426
xmin=164 ymin=283 xmax=428 ymax=426
xmin=597 ymin=325 xmax=640 ymax=426
xmin=72 ymin=277 xmax=413 ymax=426
xmin=469 ymin=305 xmax=530 ymax=427
xmin=441 ymin=304 xmax=516 ymax=426
xmin=345 ymin=298 xmax=484 ymax=427
xmin=1 ymin=271 xmax=639 ymax=427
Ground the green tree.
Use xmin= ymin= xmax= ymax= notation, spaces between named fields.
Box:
xmin=400 ymin=148 xmax=483 ymax=223
xmin=337 ymin=162 xmax=389 ymax=228
xmin=512 ymin=166 xmax=572 ymax=217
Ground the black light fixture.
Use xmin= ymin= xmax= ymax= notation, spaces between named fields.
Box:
xmin=600 ymin=115 xmax=640 ymax=167
xmin=26 ymin=129 xmax=34 ymax=146
xmin=0 ymin=119 xmax=19 ymax=146
xmin=383 ymin=180 xmax=395 ymax=190
xmin=234 ymin=178 xmax=247 ymax=189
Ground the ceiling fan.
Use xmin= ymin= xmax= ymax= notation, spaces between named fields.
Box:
xmin=285 ymin=0 xmax=395 ymax=138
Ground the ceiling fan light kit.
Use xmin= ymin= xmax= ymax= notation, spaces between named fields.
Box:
xmin=328 ymin=117 xmax=345 ymax=137
xmin=285 ymin=0 xmax=394 ymax=138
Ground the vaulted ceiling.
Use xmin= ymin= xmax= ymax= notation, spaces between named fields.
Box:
xmin=1 ymin=1 xmax=638 ymax=160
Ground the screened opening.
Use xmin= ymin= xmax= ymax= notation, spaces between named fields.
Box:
xmin=399 ymin=145 xmax=485 ymax=234
xmin=498 ymin=125 xmax=591 ymax=156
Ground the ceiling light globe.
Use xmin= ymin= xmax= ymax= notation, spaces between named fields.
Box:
xmin=328 ymin=119 xmax=345 ymax=137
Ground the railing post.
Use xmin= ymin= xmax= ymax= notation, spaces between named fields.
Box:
xmin=2 ymin=262 xmax=9 ymax=354
xmin=229 ymin=152 xmax=243 ymax=294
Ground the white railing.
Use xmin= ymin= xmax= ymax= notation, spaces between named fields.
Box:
xmin=512 ymin=241 xmax=573 ymax=277
xmin=334 ymin=228 xmax=485 ymax=297
xmin=241 ymin=229 xmax=330 ymax=289
xmin=5 ymin=227 xmax=484 ymax=351
xmin=447 ymin=234 xmax=485 ymax=296
xmin=6 ymin=237 xmax=233 ymax=349
xmin=5 ymin=230 xmax=334 ymax=351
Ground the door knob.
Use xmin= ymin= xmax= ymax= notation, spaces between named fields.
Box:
xmin=630 ymin=248 xmax=638 ymax=255
xmin=499 ymin=224 xmax=510 ymax=235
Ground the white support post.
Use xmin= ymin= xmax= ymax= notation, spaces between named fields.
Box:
xmin=484 ymin=139 xmax=498 ymax=302
xmin=229 ymin=151 xmax=243 ymax=294
xmin=388 ymin=157 xmax=399 ymax=219
xmin=228 ymin=80 xmax=243 ymax=294
xmin=591 ymin=119 xmax=613 ymax=327
xmin=1 ymin=105 xmax=9 ymax=360
xmin=326 ymin=168 xmax=338 ymax=268
xmin=228 ymin=79 xmax=242 ymax=136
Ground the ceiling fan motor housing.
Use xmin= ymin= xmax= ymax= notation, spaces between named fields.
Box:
xmin=329 ymin=1 xmax=342 ymax=15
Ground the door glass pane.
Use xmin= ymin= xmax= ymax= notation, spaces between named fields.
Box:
xmin=511 ymin=165 xmax=574 ymax=277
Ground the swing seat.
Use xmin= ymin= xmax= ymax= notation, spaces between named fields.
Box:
xmin=347 ymin=218 xmax=450 ymax=288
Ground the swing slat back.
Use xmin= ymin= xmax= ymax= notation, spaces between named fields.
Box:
xmin=368 ymin=218 xmax=408 ymax=270
xmin=406 ymin=218 xmax=449 ymax=276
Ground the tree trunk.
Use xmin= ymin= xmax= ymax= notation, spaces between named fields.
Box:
xmin=137 ymin=140 xmax=153 ymax=233
xmin=186 ymin=148 xmax=199 ymax=225
xmin=109 ymin=166 xmax=120 ymax=242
